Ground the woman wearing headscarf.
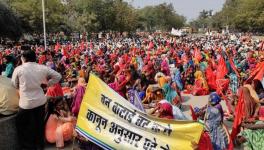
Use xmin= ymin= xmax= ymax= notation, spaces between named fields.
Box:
xmin=183 ymin=66 xmax=195 ymax=93
xmin=252 ymin=79 xmax=264 ymax=119
xmin=108 ymin=74 xmax=127 ymax=98
xmin=192 ymin=70 xmax=209 ymax=96
xmin=235 ymin=80 xmax=264 ymax=150
xmin=149 ymin=99 xmax=187 ymax=120
xmin=150 ymin=101 xmax=173 ymax=119
xmin=45 ymin=97 xmax=76 ymax=148
xmin=229 ymin=72 xmax=239 ymax=95
xmin=231 ymin=82 xmax=260 ymax=140
xmin=71 ymin=78 xmax=86 ymax=117
xmin=155 ymin=72 xmax=167 ymax=88
xmin=205 ymin=93 xmax=229 ymax=150
xmin=172 ymin=68 xmax=183 ymax=91
xmin=3 ymin=55 xmax=14 ymax=78
xmin=162 ymin=77 xmax=181 ymax=106
xmin=142 ymin=61 xmax=155 ymax=78
xmin=161 ymin=58 xmax=170 ymax=76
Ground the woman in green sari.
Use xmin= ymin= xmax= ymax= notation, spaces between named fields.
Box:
xmin=162 ymin=77 xmax=181 ymax=106
xmin=238 ymin=122 xmax=264 ymax=150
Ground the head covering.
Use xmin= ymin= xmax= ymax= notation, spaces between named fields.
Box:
xmin=159 ymin=102 xmax=173 ymax=119
xmin=194 ymin=70 xmax=203 ymax=79
xmin=163 ymin=83 xmax=177 ymax=104
xmin=209 ymin=92 xmax=221 ymax=105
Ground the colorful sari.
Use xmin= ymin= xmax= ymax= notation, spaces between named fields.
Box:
xmin=162 ymin=83 xmax=178 ymax=104
xmin=231 ymin=85 xmax=260 ymax=140
xmin=71 ymin=78 xmax=86 ymax=116
xmin=108 ymin=75 xmax=127 ymax=97
xmin=173 ymin=68 xmax=183 ymax=91
xmin=158 ymin=76 xmax=167 ymax=88
xmin=206 ymin=105 xmax=229 ymax=150
xmin=229 ymin=73 xmax=239 ymax=95
xmin=192 ymin=71 xmax=209 ymax=96
xmin=46 ymin=83 xmax=64 ymax=97
xmin=158 ymin=100 xmax=187 ymax=120
xmin=241 ymin=123 xmax=264 ymax=150
xmin=161 ymin=59 xmax=170 ymax=76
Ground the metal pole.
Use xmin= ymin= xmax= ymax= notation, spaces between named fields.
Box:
xmin=42 ymin=0 xmax=47 ymax=51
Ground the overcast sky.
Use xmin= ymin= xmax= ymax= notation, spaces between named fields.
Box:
xmin=127 ymin=0 xmax=226 ymax=21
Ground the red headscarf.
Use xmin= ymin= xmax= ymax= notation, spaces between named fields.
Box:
xmin=159 ymin=103 xmax=173 ymax=119
xmin=46 ymin=83 xmax=64 ymax=97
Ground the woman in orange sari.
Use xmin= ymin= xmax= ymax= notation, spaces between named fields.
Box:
xmin=192 ymin=70 xmax=209 ymax=96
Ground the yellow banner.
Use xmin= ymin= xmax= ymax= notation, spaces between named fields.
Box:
xmin=76 ymin=74 xmax=203 ymax=150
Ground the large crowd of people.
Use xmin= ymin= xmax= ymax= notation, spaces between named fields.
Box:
xmin=0 ymin=32 xmax=264 ymax=150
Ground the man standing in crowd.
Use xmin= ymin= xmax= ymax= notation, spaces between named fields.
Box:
xmin=12 ymin=48 xmax=61 ymax=150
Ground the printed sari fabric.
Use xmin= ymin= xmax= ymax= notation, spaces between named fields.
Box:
xmin=71 ymin=85 xmax=86 ymax=116
xmin=173 ymin=69 xmax=183 ymax=91
xmin=241 ymin=128 xmax=264 ymax=150
xmin=229 ymin=73 xmax=239 ymax=95
xmin=206 ymin=106 xmax=229 ymax=150
xmin=231 ymin=85 xmax=260 ymax=140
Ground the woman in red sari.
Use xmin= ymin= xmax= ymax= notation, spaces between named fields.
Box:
xmin=108 ymin=75 xmax=127 ymax=98
xmin=150 ymin=101 xmax=174 ymax=119
xmin=192 ymin=70 xmax=209 ymax=96
xmin=231 ymin=84 xmax=260 ymax=140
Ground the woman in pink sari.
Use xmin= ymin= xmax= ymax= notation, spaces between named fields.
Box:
xmin=108 ymin=75 xmax=127 ymax=97
xmin=71 ymin=78 xmax=86 ymax=117
xmin=161 ymin=58 xmax=170 ymax=76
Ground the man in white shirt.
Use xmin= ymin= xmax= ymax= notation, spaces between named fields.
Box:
xmin=12 ymin=49 xmax=61 ymax=150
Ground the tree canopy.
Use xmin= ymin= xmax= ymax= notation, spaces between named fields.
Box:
xmin=1 ymin=0 xmax=186 ymax=39
xmin=0 ymin=1 xmax=22 ymax=40
xmin=191 ymin=0 xmax=264 ymax=32
xmin=138 ymin=3 xmax=185 ymax=31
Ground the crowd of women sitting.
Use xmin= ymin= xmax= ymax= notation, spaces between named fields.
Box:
xmin=0 ymin=32 xmax=264 ymax=149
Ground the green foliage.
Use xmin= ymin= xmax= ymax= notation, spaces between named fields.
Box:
xmin=0 ymin=1 xmax=22 ymax=40
xmin=8 ymin=0 xmax=68 ymax=33
xmin=1 ymin=0 xmax=186 ymax=39
xmin=138 ymin=3 xmax=185 ymax=31
xmin=189 ymin=9 xmax=213 ymax=30
xmin=212 ymin=0 xmax=264 ymax=32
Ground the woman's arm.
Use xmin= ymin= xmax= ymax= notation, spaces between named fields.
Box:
xmin=242 ymin=123 xmax=264 ymax=130
xmin=253 ymin=103 xmax=261 ymax=118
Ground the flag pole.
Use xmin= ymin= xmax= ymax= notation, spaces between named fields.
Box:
xmin=42 ymin=0 xmax=47 ymax=51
